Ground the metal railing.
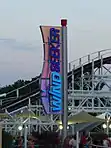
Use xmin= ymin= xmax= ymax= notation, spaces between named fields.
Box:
xmin=68 ymin=48 xmax=111 ymax=72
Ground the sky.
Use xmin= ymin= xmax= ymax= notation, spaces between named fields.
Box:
xmin=0 ymin=0 xmax=111 ymax=86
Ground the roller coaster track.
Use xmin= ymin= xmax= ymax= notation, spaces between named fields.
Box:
xmin=1 ymin=49 xmax=111 ymax=113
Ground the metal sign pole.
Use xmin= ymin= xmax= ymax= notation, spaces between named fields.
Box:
xmin=61 ymin=19 xmax=68 ymax=140
xmin=24 ymin=124 xmax=28 ymax=148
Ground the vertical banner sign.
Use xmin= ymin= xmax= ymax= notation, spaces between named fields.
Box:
xmin=40 ymin=26 xmax=62 ymax=114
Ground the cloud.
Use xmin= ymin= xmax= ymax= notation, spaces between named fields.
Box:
xmin=0 ymin=38 xmax=43 ymax=86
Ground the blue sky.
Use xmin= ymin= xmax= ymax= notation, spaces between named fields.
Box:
xmin=0 ymin=0 xmax=111 ymax=86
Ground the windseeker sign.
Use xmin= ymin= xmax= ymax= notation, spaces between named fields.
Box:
xmin=40 ymin=26 xmax=62 ymax=114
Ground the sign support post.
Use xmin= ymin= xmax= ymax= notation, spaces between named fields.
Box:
xmin=61 ymin=19 xmax=68 ymax=140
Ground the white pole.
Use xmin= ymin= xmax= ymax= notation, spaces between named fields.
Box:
xmin=24 ymin=124 xmax=27 ymax=148
xmin=107 ymin=120 xmax=109 ymax=135
xmin=72 ymin=125 xmax=75 ymax=135
xmin=76 ymin=131 xmax=79 ymax=148
xmin=28 ymin=98 xmax=31 ymax=135
xmin=61 ymin=19 xmax=68 ymax=140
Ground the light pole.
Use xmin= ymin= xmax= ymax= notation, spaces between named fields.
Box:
xmin=61 ymin=19 xmax=68 ymax=140
xmin=24 ymin=124 xmax=28 ymax=148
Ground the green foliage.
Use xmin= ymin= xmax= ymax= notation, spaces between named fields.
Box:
xmin=0 ymin=75 xmax=40 ymax=99
xmin=0 ymin=79 xmax=30 ymax=94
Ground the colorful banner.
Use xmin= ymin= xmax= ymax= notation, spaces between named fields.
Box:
xmin=40 ymin=26 xmax=62 ymax=114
